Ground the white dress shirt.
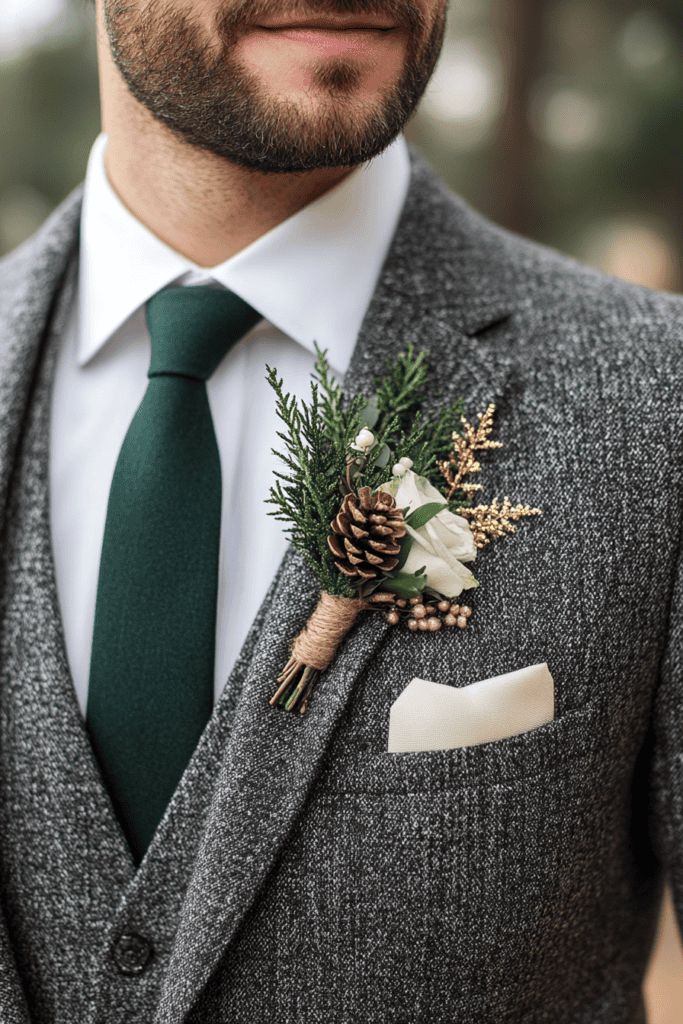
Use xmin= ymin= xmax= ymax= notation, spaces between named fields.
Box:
xmin=49 ymin=132 xmax=411 ymax=718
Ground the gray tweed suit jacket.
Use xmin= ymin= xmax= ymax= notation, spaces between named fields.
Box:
xmin=1 ymin=147 xmax=683 ymax=1024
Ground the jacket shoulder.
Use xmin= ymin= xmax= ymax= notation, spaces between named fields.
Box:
xmin=438 ymin=185 xmax=682 ymax=371
xmin=406 ymin=151 xmax=682 ymax=341
xmin=0 ymin=185 xmax=82 ymax=312
xmin=481 ymin=214 xmax=682 ymax=329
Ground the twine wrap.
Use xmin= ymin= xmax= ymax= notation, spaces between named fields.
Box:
xmin=290 ymin=592 xmax=367 ymax=671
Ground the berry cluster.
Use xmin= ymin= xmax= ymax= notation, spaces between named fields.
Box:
xmin=368 ymin=592 xmax=473 ymax=632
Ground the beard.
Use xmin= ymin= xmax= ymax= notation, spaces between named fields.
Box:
xmin=104 ymin=0 xmax=447 ymax=172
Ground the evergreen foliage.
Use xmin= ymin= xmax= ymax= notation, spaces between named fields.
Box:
xmin=265 ymin=361 xmax=359 ymax=596
xmin=266 ymin=347 xmax=466 ymax=593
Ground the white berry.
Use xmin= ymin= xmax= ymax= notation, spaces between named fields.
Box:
xmin=392 ymin=455 xmax=414 ymax=477
xmin=351 ymin=427 xmax=376 ymax=452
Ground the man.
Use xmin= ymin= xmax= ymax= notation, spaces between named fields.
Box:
xmin=0 ymin=0 xmax=681 ymax=1021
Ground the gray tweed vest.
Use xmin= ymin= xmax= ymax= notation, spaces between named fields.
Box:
xmin=1 ymin=149 xmax=683 ymax=1024
xmin=0 ymin=259 xmax=262 ymax=1020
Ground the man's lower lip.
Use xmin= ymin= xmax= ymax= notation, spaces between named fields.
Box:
xmin=250 ymin=26 xmax=398 ymax=56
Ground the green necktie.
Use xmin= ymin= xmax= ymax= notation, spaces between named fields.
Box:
xmin=86 ymin=285 xmax=261 ymax=864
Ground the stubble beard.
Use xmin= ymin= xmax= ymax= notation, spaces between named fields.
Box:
xmin=104 ymin=0 xmax=447 ymax=172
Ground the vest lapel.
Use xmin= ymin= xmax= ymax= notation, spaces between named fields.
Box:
xmin=0 ymin=245 xmax=138 ymax=1022
xmin=155 ymin=150 xmax=519 ymax=1024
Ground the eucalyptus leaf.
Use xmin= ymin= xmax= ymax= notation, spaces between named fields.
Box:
xmin=405 ymin=502 xmax=447 ymax=530
xmin=358 ymin=394 xmax=380 ymax=430
xmin=382 ymin=571 xmax=427 ymax=598
xmin=394 ymin=534 xmax=414 ymax=572
xmin=357 ymin=577 xmax=385 ymax=598
xmin=373 ymin=442 xmax=392 ymax=469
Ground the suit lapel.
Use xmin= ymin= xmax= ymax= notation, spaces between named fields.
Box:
xmin=0 ymin=902 xmax=30 ymax=1024
xmin=0 ymin=187 xmax=82 ymax=540
xmin=0 ymin=194 xmax=80 ymax=1024
xmin=156 ymin=149 xmax=519 ymax=1024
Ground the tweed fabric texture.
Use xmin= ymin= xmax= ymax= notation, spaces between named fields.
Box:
xmin=0 ymin=267 xmax=276 ymax=1021
xmin=0 ymin=148 xmax=683 ymax=1024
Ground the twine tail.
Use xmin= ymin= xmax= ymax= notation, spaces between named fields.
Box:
xmin=270 ymin=592 xmax=366 ymax=714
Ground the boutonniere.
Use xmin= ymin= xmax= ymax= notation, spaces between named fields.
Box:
xmin=267 ymin=347 xmax=542 ymax=714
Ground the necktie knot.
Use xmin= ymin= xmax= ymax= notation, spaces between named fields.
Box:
xmin=146 ymin=285 xmax=261 ymax=381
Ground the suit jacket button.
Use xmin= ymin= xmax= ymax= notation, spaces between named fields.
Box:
xmin=112 ymin=932 xmax=154 ymax=975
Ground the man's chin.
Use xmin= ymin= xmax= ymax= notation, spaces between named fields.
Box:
xmin=192 ymin=85 xmax=404 ymax=172
xmin=236 ymin=62 xmax=404 ymax=106
xmin=213 ymin=133 xmax=396 ymax=174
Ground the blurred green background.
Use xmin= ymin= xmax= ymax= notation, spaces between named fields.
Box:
xmin=0 ymin=0 xmax=682 ymax=1018
xmin=0 ymin=0 xmax=681 ymax=291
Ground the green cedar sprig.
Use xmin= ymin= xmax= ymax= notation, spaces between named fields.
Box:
xmin=265 ymin=363 xmax=359 ymax=596
xmin=362 ymin=345 xmax=464 ymax=498
xmin=266 ymin=346 xmax=468 ymax=594
xmin=375 ymin=344 xmax=428 ymax=421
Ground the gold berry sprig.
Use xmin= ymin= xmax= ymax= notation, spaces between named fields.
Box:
xmin=440 ymin=403 xmax=503 ymax=501
xmin=367 ymin=591 xmax=473 ymax=631
xmin=458 ymin=496 xmax=543 ymax=549
xmin=440 ymin=403 xmax=543 ymax=544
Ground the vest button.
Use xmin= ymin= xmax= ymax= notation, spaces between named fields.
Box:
xmin=112 ymin=932 xmax=154 ymax=976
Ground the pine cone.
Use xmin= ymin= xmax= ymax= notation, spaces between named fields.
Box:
xmin=327 ymin=487 xmax=407 ymax=581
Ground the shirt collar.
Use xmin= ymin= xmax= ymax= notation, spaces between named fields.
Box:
xmin=77 ymin=132 xmax=411 ymax=375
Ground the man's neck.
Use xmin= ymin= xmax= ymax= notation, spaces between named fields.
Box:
xmin=101 ymin=57 xmax=354 ymax=267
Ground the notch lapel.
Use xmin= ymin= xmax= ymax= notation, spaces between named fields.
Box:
xmin=0 ymin=189 xmax=85 ymax=1024
xmin=0 ymin=187 xmax=82 ymax=539
xmin=0 ymin=903 xmax=30 ymax=1024
xmin=156 ymin=150 xmax=520 ymax=1024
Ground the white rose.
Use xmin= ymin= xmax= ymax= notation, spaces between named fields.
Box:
xmin=380 ymin=470 xmax=478 ymax=597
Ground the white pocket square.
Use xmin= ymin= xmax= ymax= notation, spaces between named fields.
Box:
xmin=387 ymin=662 xmax=554 ymax=753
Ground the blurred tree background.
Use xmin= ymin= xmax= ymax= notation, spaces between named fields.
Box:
xmin=0 ymin=0 xmax=682 ymax=1019
xmin=1 ymin=0 xmax=681 ymax=291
